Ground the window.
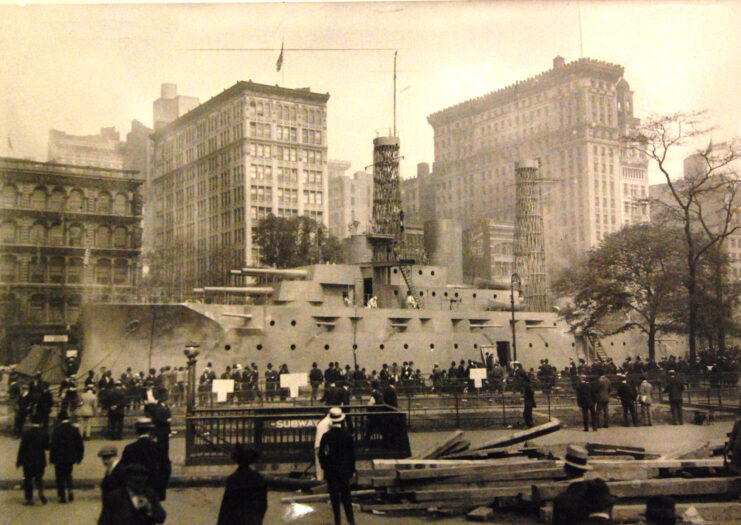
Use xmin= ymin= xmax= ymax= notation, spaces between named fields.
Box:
xmin=29 ymin=294 xmax=45 ymax=322
xmin=97 ymin=192 xmax=112 ymax=214
xmin=113 ymin=259 xmax=128 ymax=284
xmin=112 ymin=226 xmax=127 ymax=249
xmin=67 ymin=258 xmax=83 ymax=283
xmin=49 ymin=223 xmax=64 ymax=246
xmin=67 ymin=189 xmax=84 ymax=211
xmin=0 ymin=221 xmax=15 ymax=242
xmin=49 ymin=256 xmax=65 ymax=284
xmin=31 ymin=187 xmax=46 ymax=209
xmin=96 ymin=259 xmax=112 ymax=284
xmin=96 ymin=226 xmax=111 ymax=248
xmin=30 ymin=256 xmax=45 ymax=283
xmin=1 ymin=254 xmax=17 ymax=282
xmin=50 ymin=188 xmax=66 ymax=211
xmin=113 ymin=193 xmax=128 ymax=215
xmin=2 ymin=184 xmax=17 ymax=206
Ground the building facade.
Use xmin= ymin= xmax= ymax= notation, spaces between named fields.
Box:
xmin=150 ymin=81 xmax=330 ymax=288
xmin=0 ymin=158 xmax=144 ymax=362
xmin=48 ymin=127 xmax=126 ymax=169
xmin=153 ymin=83 xmax=200 ymax=132
xmin=426 ymin=56 xmax=649 ymax=274
xmin=463 ymin=219 xmax=514 ymax=285
xmin=328 ymin=167 xmax=373 ymax=240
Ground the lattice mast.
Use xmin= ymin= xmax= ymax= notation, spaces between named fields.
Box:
xmin=514 ymin=160 xmax=549 ymax=311
xmin=371 ymin=135 xmax=404 ymax=263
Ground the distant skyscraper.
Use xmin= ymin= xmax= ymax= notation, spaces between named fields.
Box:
xmin=153 ymin=83 xmax=200 ymax=131
xmin=48 ymin=127 xmax=125 ymax=169
xmin=150 ymin=81 xmax=329 ymax=288
xmin=328 ymin=162 xmax=373 ymax=240
xmin=426 ymin=56 xmax=649 ymax=274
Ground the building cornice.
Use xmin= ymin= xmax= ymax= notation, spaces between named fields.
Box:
xmin=427 ymin=57 xmax=624 ymax=127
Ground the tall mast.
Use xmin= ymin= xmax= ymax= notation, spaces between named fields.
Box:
xmin=393 ymin=50 xmax=397 ymax=137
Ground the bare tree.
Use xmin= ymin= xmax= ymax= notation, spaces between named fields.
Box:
xmin=625 ymin=111 xmax=741 ymax=362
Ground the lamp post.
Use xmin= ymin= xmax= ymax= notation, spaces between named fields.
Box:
xmin=510 ymin=273 xmax=521 ymax=362
xmin=184 ymin=344 xmax=200 ymax=412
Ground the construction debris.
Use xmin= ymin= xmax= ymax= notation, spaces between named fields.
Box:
xmin=280 ymin=421 xmax=739 ymax=522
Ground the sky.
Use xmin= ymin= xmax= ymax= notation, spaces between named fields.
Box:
xmin=1 ymin=1 xmax=741 ymax=183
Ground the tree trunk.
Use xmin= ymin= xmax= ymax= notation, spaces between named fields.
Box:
xmin=647 ymin=324 xmax=656 ymax=362
xmin=716 ymin=259 xmax=727 ymax=354
xmin=688 ymin=256 xmax=698 ymax=364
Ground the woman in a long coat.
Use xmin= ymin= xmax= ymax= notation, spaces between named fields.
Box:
xmin=217 ymin=444 xmax=267 ymax=525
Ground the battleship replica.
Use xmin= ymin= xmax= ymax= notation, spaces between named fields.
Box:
xmin=77 ymin=136 xmax=655 ymax=376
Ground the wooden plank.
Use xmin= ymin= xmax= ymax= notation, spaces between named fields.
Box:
xmin=659 ymin=440 xmax=710 ymax=460
xmin=360 ymin=499 xmax=494 ymax=513
xmin=393 ymin=467 xmax=564 ymax=487
xmin=441 ymin=448 xmax=530 ymax=460
xmin=413 ymin=483 xmax=533 ymax=501
xmin=373 ymin=458 xmax=532 ymax=469
xmin=413 ymin=430 xmax=465 ymax=459
xmin=589 ymin=458 xmax=724 ymax=470
xmin=587 ymin=443 xmax=645 ymax=453
xmin=398 ymin=460 xmax=559 ymax=480
xmin=586 ymin=443 xmax=646 ymax=459
xmin=466 ymin=506 xmax=495 ymax=522
xmin=280 ymin=488 xmax=377 ymax=503
xmin=532 ymin=476 xmax=741 ymax=503
xmin=470 ymin=420 xmax=560 ymax=451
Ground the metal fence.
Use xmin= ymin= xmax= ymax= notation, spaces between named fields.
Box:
xmin=185 ymin=404 xmax=411 ymax=466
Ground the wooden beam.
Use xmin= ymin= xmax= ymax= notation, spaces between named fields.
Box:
xmin=532 ymin=477 xmax=741 ymax=503
xmin=397 ymin=460 xmax=559 ymax=480
xmin=413 ymin=483 xmax=533 ymax=501
xmin=373 ymin=458 xmax=528 ymax=469
xmin=280 ymin=488 xmax=376 ymax=503
xmin=467 ymin=420 xmax=561 ymax=451
xmin=360 ymin=499 xmax=495 ymax=513
xmin=413 ymin=430 xmax=465 ymax=459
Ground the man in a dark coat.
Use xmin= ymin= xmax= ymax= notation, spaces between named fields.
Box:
xmin=99 ymin=445 xmax=126 ymax=499
xmin=106 ymin=381 xmax=127 ymax=440
xmin=120 ymin=418 xmax=169 ymax=501
xmin=217 ymin=444 xmax=267 ymax=525
xmin=576 ymin=375 xmax=597 ymax=431
xmin=522 ymin=375 xmax=536 ymax=428
xmin=552 ymin=444 xmax=593 ymax=525
xmin=573 ymin=478 xmax=616 ymax=524
xmin=318 ymin=409 xmax=356 ymax=525
xmin=664 ymin=370 xmax=684 ymax=425
xmin=37 ymin=381 xmax=54 ymax=432
xmin=616 ymin=374 xmax=638 ymax=427
xmin=16 ymin=416 xmax=49 ymax=505
xmin=145 ymin=397 xmax=172 ymax=456
xmin=49 ymin=411 xmax=84 ymax=503
xmin=383 ymin=378 xmax=399 ymax=407
xmin=98 ymin=463 xmax=166 ymax=525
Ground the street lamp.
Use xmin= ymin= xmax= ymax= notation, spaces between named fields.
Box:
xmin=184 ymin=344 xmax=200 ymax=412
xmin=510 ymin=273 xmax=522 ymax=362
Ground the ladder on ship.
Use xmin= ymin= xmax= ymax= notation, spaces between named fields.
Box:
xmin=398 ymin=261 xmax=423 ymax=308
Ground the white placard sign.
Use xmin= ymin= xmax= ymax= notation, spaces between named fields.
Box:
xmin=469 ymin=368 xmax=488 ymax=389
xmin=212 ymin=379 xmax=235 ymax=402
xmin=280 ymin=373 xmax=309 ymax=398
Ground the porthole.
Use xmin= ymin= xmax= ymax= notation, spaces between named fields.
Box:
xmin=379 ymin=344 xmax=385 ymax=350
xmin=493 ymin=294 xmax=497 ymax=299
xmin=393 ymin=290 xmax=399 ymax=296
xmin=290 ymin=320 xmax=296 ymax=326
xmin=432 ymin=291 xmax=436 ymax=297
xmin=290 ymin=344 xmax=296 ymax=350
xmin=269 ymin=320 xmax=275 ymax=326
xmin=225 ymin=344 xmax=231 ymax=351
xmin=420 ymin=291 xmax=424 ymax=296
xmin=431 ymin=270 xmax=435 ymax=276
xmin=473 ymin=293 xmax=477 ymax=298
xmin=403 ymin=344 xmax=409 ymax=349
xmin=444 ymin=292 xmax=449 ymax=297
xmin=257 ymin=344 xmax=263 ymax=350
xmin=545 ymin=343 xmax=549 ymax=348
xmin=454 ymin=292 xmax=459 ymax=298
xmin=418 ymin=270 xmax=423 ymax=275
xmin=529 ymin=343 xmax=533 ymax=348
xmin=393 ymin=268 xmax=398 ymax=274
xmin=610 ymin=342 xmax=614 ymax=346
xmin=430 ymin=344 xmax=435 ymax=349
xmin=325 ymin=344 xmax=331 ymax=350
xmin=454 ymin=343 xmax=459 ymax=349
xmin=571 ymin=342 xmax=575 ymax=347
xmin=622 ymin=342 xmax=626 ymax=346
xmin=474 ymin=343 xmax=478 ymax=349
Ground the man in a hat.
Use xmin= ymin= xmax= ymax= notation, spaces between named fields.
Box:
xmin=576 ymin=375 xmax=598 ymax=432
xmin=318 ymin=407 xmax=356 ymax=525
xmin=616 ymin=374 xmax=638 ymax=427
xmin=98 ymin=463 xmax=166 ymax=525
xmin=217 ymin=444 xmax=267 ymax=525
xmin=521 ymin=374 xmax=536 ymax=428
xmin=98 ymin=445 xmax=126 ymax=499
xmin=16 ymin=415 xmax=49 ymax=505
xmin=314 ymin=408 xmax=335 ymax=481
xmin=664 ymin=370 xmax=684 ymax=425
xmin=575 ymin=478 xmax=616 ymax=524
xmin=552 ymin=444 xmax=594 ymax=524
xmin=595 ymin=374 xmax=612 ymax=428
xmin=105 ymin=380 xmax=127 ymax=440
xmin=49 ymin=410 xmax=84 ymax=503
xmin=120 ymin=418 xmax=169 ymax=501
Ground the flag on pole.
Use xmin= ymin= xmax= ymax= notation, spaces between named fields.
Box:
xmin=276 ymin=40 xmax=284 ymax=72
xmin=7 ymin=135 xmax=12 ymax=151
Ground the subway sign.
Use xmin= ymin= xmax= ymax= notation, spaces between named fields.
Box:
xmin=267 ymin=418 xmax=321 ymax=429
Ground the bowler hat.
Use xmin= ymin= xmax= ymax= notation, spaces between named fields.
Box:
xmin=232 ymin=443 xmax=260 ymax=466
xmin=563 ymin=444 xmax=592 ymax=471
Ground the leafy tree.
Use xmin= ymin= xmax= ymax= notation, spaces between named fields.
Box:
xmin=625 ymin=111 xmax=741 ymax=362
xmin=553 ymin=222 xmax=683 ymax=361
xmin=253 ymin=214 xmax=342 ymax=268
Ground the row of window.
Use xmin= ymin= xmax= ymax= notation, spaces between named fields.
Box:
xmin=2 ymin=184 xmax=135 ymax=215
xmin=0 ymin=221 xmax=134 ymax=249
xmin=1 ymin=255 xmax=132 ymax=285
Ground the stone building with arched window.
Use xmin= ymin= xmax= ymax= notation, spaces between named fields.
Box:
xmin=0 ymin=157 xmax=144 ymax=362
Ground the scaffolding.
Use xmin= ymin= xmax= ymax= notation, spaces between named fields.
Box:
xmin=370 ymin=136 xmax=404 ymax=263
xmin=514 ymin=160 xmax=549 ymax=311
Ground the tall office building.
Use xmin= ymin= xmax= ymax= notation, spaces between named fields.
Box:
xmin=327 ymin=163 xmax=374 ymax=240
xmin=153 ymin=83 xmax=200 ymax=132
xmin=150 ymin=81 xmax=330 ymax=288
xmin=0 ymin=157 xmax=144 ymax=361
xmin=48 ymin=127 xmax=125 ymax=169
xmin=426 ymin=56 xmax=649 ymax=273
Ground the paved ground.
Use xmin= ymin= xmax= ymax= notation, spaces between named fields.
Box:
xmin=0 ymin=417 xmax=735 ymax=524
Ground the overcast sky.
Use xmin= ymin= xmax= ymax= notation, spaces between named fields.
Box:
xmin=1 ymin=1 xmax=740 ymax=182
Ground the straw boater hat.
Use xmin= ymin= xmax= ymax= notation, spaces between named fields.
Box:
xmin=564 ymin=444 xmax=592 ymax=471
xmin=329 ymin=406 xmax=345 ymax=425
